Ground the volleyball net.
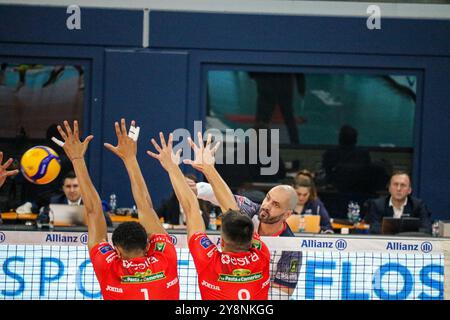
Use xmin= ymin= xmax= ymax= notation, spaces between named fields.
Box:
xmin=0 ymin=231 xmax=446 ymax=300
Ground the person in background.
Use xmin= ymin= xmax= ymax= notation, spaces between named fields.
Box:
xmin=290 ymin=178 xmax=333 ymax=233
xmin=17 ymin=171 xmax=112 ymax=227
xmin=366 ymin=171 xmax=432 ymax=234
xmin=294 ymin=169 xmax=333 ymax=232
xmin=156 ymin=173 xmax=211 ymax=228
xmin=321 ymin=124 xmax=372 ymax=193
xmin=294 ymin=169 xmax=316 ymax=184
xmin=250 ymin=72 xmax=306 ymax=146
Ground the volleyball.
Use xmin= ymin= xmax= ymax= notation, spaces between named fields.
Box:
xmin=20 ymin=146 xmax=61 ymax=184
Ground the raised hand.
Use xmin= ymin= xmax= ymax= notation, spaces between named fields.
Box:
xmin=104 ymin=118 xmax=137 ymax=161
xmin=147 ymin=132 xmax=182 ymax=171
xmin=0 ymin=151 xmax=19 ymax=188
xmin=183 ymin=132 xmax=220 ymax=173
xmin=57 ymin=120 xmax=93 ymax=161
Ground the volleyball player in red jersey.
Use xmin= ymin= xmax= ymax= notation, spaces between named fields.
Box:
xmin=57 ymin=119 xmax=179 ymax=300
xmin=148 ymin=132 xmax=270 ymax=300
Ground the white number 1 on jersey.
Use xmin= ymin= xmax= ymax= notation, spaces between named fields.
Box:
xmin=140 ymin=288 xmax=150 ymax=300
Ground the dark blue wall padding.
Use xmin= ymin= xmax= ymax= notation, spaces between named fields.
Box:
xmin=149 ymin=11 xmax=450 ymax=56
xmin=0 ymin=5 xmax=142 ymax=47
xmin=101 ymin=50 xmax=189 ymax=208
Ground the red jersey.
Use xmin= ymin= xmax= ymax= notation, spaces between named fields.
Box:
xmin=89 ymin=233 xmax=179 ymax=300
xmin=189 ymin=232 xmax=270 ymax=300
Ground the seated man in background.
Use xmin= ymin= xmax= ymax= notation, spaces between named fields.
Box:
xmin=366 ymin=171 xmax=431 ymax=234
xmin=157 ymin=173 xmax=211 ymax=228
xmin=18 ymin=171 xmax=112 ymax=227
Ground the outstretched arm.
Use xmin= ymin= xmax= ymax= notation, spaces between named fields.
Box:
xmin=0 ymin=151 xmax=19 ymax=188
xmin=148 ymin=132 xmax=204 ymax=240
xmin=104 ymin=118 xmax=165 ymax=235
xmin=184 ymin=132 xmax=238 ymax=213
xmin=57 ymin=120 xmax=106 ymax=251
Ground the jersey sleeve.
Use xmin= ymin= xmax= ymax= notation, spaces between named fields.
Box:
xmin=272 ymin=250 xmax=302 ymax=289
xmin=196 ymin=183 xmax=261 ymax=219
xmin=234 ymin=195 xmax=261 ymax=219
xmin=188 ymin=232 xmax=218 ymax=274
xmin=147 ymin=233 xmax=177 ymax=268
xmin=89 ymin=242 xmax=118 ymax=281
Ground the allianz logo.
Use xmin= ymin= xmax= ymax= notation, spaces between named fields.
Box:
xmin=45 ymin=233 xmax=87 ymax=243
xmin=386 ymin=241 xmax=433 ymax=253
xmin=301 ymin=239 xmax=347 ymax=250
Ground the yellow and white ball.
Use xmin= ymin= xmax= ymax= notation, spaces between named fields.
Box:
xmin=20 ymin=146 xmax=61 ymax=184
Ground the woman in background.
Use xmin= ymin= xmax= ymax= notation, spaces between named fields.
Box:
xmin=292 ymin=170 xmax=333 ymax=233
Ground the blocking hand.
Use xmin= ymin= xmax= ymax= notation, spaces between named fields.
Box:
xmin=104 ymin=118 xmax=137 ymax=161
xmin=147 ymin=132 xmax=181 ymax=172
xmin=0 ymin=152 xmax=19 ymax=188
xmin=183 ymin=132 xmax=220 ymax=173
xmin=57 ymin=120 xmax=93 ymax=161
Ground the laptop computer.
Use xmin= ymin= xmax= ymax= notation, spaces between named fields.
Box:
xmin=381 ymin=217 xmax=421 ymax=235
xmin=49 ymin=204 xmax=86 ymax=227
